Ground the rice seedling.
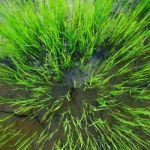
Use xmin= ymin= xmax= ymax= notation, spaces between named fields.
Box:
xmin=0 ymin=0 xmax=150 ymax=149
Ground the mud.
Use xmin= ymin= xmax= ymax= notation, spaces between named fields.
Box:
xmin=0 ymin=82 xmax=99 ymax=150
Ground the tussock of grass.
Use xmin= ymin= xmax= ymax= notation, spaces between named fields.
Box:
xmin=0 ymin=0 xmax=150 ymax=149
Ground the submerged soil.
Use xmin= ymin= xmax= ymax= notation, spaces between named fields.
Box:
xmin=0 ymin=82 xmax=99 ymax=150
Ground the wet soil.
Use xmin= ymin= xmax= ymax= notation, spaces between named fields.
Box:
xmin=0 ymin=82 xmax=99 ymax=150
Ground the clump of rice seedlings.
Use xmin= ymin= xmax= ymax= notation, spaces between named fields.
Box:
xmin=0 ymin=0 xmax=150 ymax=149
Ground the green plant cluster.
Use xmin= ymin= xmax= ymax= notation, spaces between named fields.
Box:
xmin=0 ymin=0 xmax=150 ymax=149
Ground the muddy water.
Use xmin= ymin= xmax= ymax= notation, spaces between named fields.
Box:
xmin=36 ymin=86 xmax=99 ymax=149
xmin=0 ymin=82 xmax=99 ymax=150
xmin=0 ymin=83 xmax=42 ymax=150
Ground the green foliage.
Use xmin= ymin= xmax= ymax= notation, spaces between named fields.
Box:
xmin=0 ymin=0 xmax=150 ymax=149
